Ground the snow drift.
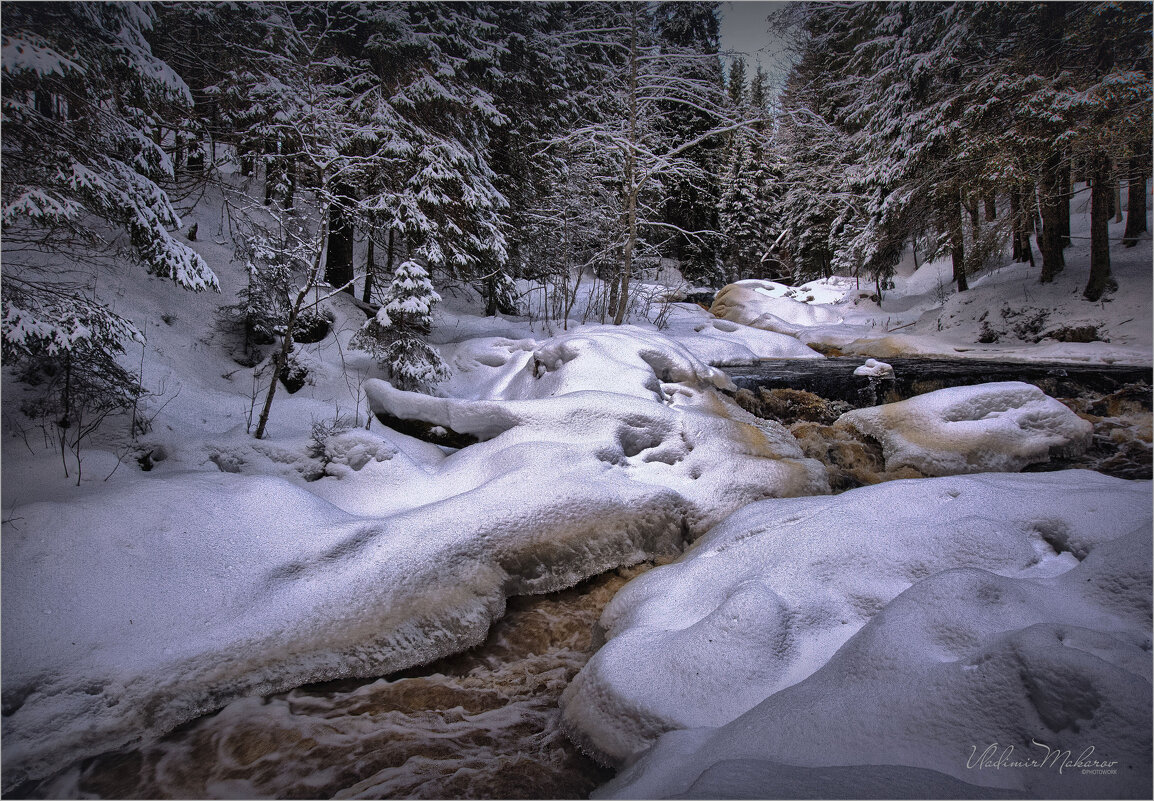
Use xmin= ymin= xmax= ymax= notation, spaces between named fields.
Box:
xmin=560 ymin=471 xmax=1151 ymax=772
xmin=0 ymin=327 xmax=828 ymax=790
xmin=836 ymin=381 xmax=1094 ymax=476
xmin=598 ymin=514 xmax=1152 ymax=799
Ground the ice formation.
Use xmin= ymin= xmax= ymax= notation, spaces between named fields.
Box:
xmin=598 ymin=516 xmax=1152 ymax=799
xmin=560 ymin=471 xmax=1152 ymax=770
xmin=836 ymin=381 xmax=1093 ymax=475
xmin=0 ymin=327 xmax=828 ymax=790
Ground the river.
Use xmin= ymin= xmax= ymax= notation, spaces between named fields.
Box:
xmin=13 ymin=359 xmax=1151 ymax=799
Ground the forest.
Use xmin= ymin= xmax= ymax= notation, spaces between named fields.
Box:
xmin=2 ymin=2 xmax=1152 ymax=800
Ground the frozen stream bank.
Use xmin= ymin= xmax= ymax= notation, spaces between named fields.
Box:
xmin=18 ymin=566 xmax=654 ymax=799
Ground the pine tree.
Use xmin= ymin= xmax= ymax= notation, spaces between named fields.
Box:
xmin=351 ymin=260 xmax=449 ymax=393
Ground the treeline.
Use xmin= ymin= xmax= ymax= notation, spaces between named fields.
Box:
xmin=2 ymin=3 xmax=1150 ymax=441
xmin=771 ymin=1 xmax=1151 ymax=301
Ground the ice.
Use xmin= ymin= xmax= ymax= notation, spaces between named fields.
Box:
xmin=598 ymin=519 xmax=1152 ymax=799
xmin=559 ymin=471 xmax=1151 ymax=767
xmin=836 ymin=381 xmax=1094 ymax=476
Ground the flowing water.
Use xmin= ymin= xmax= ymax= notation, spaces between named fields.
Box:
xmin=12 ymin=359 xmax=1151 ymax=800
xmin=730 ymin=357 xmax=1153 ymax=481
xmin=19 ymin=565 xmax=660 ymax=800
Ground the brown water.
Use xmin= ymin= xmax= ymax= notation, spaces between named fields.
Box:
xmin=25 ymin=564 xmax=659 ymax=800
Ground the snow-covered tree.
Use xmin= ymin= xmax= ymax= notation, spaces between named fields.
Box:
xmin=351 ymin=260 xmax=449 ymax=393
xmin=776 ymin=1 xmax=1151 ymax=296
xmin=2 ymin=3 xmax=218 ymax=356
xmin=2 ymin=2 xmax=219 ymax=460
xmin=543 ymin=1 xmax=754 ymax=324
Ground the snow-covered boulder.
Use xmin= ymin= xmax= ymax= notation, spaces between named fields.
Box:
xmin=835 ymin=381 xmax=1093 ymax=476
xmin=597 ymin=512 xmax=1152 ymax=799
xmin=853 ymin=357 xmax=894 ymax=377
xmin=560 ymin=471 xmax=1151 ymax=769
xmin=710 ymin=280 xmax=843 ymax=336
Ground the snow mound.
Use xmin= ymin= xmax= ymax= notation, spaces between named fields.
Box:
xmin=660 ymin=304 xmax=826 ymax=364
xmin=438 ymin=325 xmax=735 ymax=403
xmin=598 ymin=513 xmax=1152 ymax=799
xmin=836 ymin=381 xmax=1093 ymax=475
xmin=710 ymin=280 xmax=844 ymax=335
xmin=1 ymin=327 xmax=830 ymax=789
xmin=853 ymin=357 xmax=894 ymax=377
xmin=560 ymin=471 xmax=1151 ymax=767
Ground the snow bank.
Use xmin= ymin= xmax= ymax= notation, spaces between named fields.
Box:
xmin=560 ymin=471 xmax=1151 ymax=768
xmin=1 ymin=327 xmax=829 ymax=789
xmin=660 ymin=304 xmax=825 ymax=365
xmin=598 ymin=508 xmax=1152 ymax=799
xmin=366 ymin=329 xmax=829 ymax=535
xmin=710 ymin=279 xmax=844 ymax=336
xmin=836 ymin=381 xmax=1093 ymax=476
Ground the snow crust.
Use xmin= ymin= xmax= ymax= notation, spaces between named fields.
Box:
xmin=560 ymin=471 xmax=1151 ymax=770
xmin=836 ymin=381 xmax=1094 ymax=476
xmin=596 ymin=498 xmax=1152 ymax=799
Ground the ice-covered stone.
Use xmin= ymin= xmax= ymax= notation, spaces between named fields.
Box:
xmin=853 ymin=357 xmax=894 ymax=377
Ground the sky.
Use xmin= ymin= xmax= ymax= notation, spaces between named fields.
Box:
xmin=717 ymin=1 xmax=797 ymax=91
xmin=718 ymin=1 xmax=792 ymax=64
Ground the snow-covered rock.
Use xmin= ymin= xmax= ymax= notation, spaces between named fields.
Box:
xmin=597 ymin=512 xmax=1152 ymax=799
xmin=835 ymin=381 xmax=1093 ymax=476
xmin=560 ymin=471 xmax=1151 ymax=768
xmin=660 ymin=304 xmax=826 ymax=364
xmin=710 ymin=280 xmax=844 ymax=336
xmin=853 ymin=357 xmax=894 ymax=377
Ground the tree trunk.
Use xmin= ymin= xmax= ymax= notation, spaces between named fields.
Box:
xmin=1009 ymin=187 xmax=1023 ymax=262
xmin=1110 ymin=167 xmax=1122 ymax=222
xmin=324 ymin=187 xmax=355 ymax=294
xmin=1039 ymin=156 xmax=1065 ymax=281
xmin=1123 ymin=155 xmax=1148 ymax=247
xmin=1084 ymin=152 xmax=1114 ymax=301
xmin=255 ymin=218 xmax=330 ymax=439
xmin=612 ymin=6 xmax=640 ymax=327
xmin=965 ymin=193 xmax=983 ymax=277
xmin=1059 ymin=162 xmax=1071 ymax=247
xmin=941 ymin=186 xmax=968 ymax=292
xmin=362 ymin=236 xmax=376 ymax=304
xmin=984 ymin=193 xmax=996 ymax=221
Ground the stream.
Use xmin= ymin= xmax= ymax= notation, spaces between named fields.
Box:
xmin=12 ymin=358 xmax=1151 ymax=799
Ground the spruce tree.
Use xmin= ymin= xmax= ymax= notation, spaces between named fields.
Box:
xmin=352 ymin=260 xmax=450 ymax=394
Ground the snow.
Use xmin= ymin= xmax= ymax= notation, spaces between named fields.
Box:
xmin=558 ymin=471 xmax=1152 ymax=789
xmin=2 ymin=150 xmax=1150 ymax=796
xmin=595 ymin=496 xmax=1152 ymax=799
xmin=835 ymin=381 xmax=1094 ymax=476
xmin=853 ymin=356 xmax=894 ymax=377
xmin=711 ymin=279 xmax=845 ymax=334
xmin=1 ymin=322 xmax=828 ymax=788
xmin=706 ymin=184 xmax=1152 ymax=366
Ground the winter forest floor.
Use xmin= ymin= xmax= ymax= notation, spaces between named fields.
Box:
xmin=2 ymin=177 xmax=1152 ymax=800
